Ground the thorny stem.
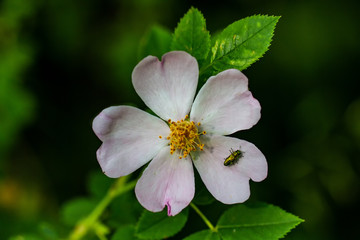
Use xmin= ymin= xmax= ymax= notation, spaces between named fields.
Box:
xmin=190 ymin=202 xmax=216 ymax=232
xmin=68 ymin=176 xmax=137 ymax=240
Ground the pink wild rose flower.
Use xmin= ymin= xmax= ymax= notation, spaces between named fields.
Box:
xmin=92 ymin=51 xmax=267 ymax=216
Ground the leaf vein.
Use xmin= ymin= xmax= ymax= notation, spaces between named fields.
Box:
xmin=214 ymin=17 xmax=277 ymax=63
xmin=217 ymin=220 xmax=302 ymax=229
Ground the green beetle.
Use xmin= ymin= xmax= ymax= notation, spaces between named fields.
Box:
xmin=223 ymin=148 xmax=243 ymax=166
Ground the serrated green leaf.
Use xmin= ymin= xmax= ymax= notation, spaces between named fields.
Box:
xmin=216 ymin=202 xmax=303 ymax=240
xmin=171 ymin=7 xmax=211 ymax=61
xmin=111 ymin=225 xmax=140 ymax=240
xmin=183 ymin=230 xmax=221 ymax=240
xmin=138 ymin=25 xmax=172 ymax=60
xmin=60 ymin=198 xmax=98 ymax=226
xmin=201 ymin=15 xmax=280 ymax=77
xmin=135 ymin=208 xmax=188 ymax=239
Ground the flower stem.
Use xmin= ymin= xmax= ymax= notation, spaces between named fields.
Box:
xmin=68 ymin=176 xmax=137 ymax=240
xmin=189 ymin=202 xmax=216 ymax=232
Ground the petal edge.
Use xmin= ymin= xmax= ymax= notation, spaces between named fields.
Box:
xmin=191 ymin=69 xmax=261 ymax=135
xmin=193 ymin=135 xmax=267 ymax=204
xmin=92 ymin=106 xmax=169 ymax=177
xmin=135 ymin=147 xmax=195 ymax=216
xmin=132 ymin=51 xmax=199 ymax=121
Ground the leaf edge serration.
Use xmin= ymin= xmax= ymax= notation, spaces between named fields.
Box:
xmin=203 ymin=14 xmax=281 ymax=76
xmin=171 ymin=6 xmax=211 ymax=61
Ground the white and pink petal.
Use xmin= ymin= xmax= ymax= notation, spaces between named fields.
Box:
xmin=190 ymin=69 xmax=261 ymax=135
xmin=92 ymin=106 xmax=169 ymax=178
xmin=135 ymin=147 xmax=195 ymax=216
xmin=132 ymin=51 xmax=199 ymax=121
xmin=193 ymin=135 xmax=267 ymax=204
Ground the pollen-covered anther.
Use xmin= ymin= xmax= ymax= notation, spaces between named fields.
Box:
xmin=166 ymin=115 xmax=204 ymax=159
xmin=199 ymin=144 xmax=205 ymax=151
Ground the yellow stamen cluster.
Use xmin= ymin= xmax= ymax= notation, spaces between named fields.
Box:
xmin=166 ymin=115 xmax=205 ymax=159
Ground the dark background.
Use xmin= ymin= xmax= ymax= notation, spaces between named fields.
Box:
xmin=1 ymin=0 xmax=359 ymax=239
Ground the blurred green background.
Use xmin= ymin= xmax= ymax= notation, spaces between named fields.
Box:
xmin=1 ymin=0 xmax=359 ymax=239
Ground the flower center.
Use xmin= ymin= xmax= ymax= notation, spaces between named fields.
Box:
xmin=161 ymin=115 xmax=206 ymax=159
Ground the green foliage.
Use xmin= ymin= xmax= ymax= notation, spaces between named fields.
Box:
xmin=171 ymin=7 xmax=211 ymax=61
xmin=107 ymin=190 xmax=143 ymax=228
xmin=192 ymin=186 xmax=215 ymax=206
xmin=8 ymin=235 xmax=43 ymax=240
xmin=61 ymin=198 xmax=98 ymax=226
xmin=38 ymin=222 xmax=59 ymax=240
xmin=192 ymin=173 xmax=215 ymax=206
xmin=216 ymin=203 xmax=303 ymax=240
xmin=183 ymin=230 xmax=221 ymax=240
xmin=135 ymin=208 xmax=189 ymax=239
xmin=138 ymin=25 xmax=172 ymax=60
xmin=201 ymin=15 xmax=280 ymax=77
xmin=184 ymin=203 xmax=302 ymax=240
xmin=0 ymin=0 xmax=36 ymax=167
xmin=7 ymin=222 xmax=63 ymax=240
xmin=139 ymin=11 xmax=279 ymax=83
xmin=112 ymin=225 xmax=140 ymax=240
xmin=87 ymin=171 xmax=114 ymax=199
